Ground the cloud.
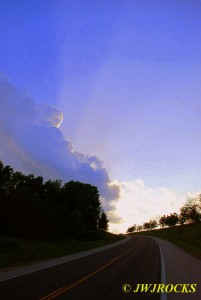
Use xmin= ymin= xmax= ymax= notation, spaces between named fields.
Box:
xmin=0 ymin=73 xmax=119 ymax=207
xmin=1 ymin=73 xmax=198 ymax=234
xmin=109 ymin=179 xmax=195 ymax=233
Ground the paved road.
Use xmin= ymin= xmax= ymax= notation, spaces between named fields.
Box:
xmin=0 ymin=236 xmax=161 ymax=300
xmin=153 ymin=237 xmax=201 ymax=300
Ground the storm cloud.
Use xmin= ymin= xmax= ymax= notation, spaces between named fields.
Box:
xmin=0 ymin=73 xmax=119 ymax=208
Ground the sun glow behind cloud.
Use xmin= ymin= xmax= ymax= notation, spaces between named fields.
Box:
xmin=0 ymin=74 xmax=119 ymax=209
xmin=0 ymin=1 xmax=201 ymax=235
xmin=108 ymin=179 xmax=195 ymax=233
xmin=1 ymin=73 xmax=201 ymax=234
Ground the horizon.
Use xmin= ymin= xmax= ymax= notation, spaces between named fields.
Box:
xmin=0 ymin=1 xmax=201 ymax=233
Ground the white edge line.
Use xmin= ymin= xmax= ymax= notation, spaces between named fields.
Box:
xmin=143 ymin=236 xmax=167 ymax=300
xmin=158 ymin=242 xmax=167 ymax=300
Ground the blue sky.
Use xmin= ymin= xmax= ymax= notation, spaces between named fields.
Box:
xmin=0 ymin=1 xmax=201 ymax=232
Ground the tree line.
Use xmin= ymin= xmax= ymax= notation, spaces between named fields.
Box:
xmin=0 ymin=160 xmax=108 ymax=240
xmin=127 ymin=196 xmax=201 ymax=233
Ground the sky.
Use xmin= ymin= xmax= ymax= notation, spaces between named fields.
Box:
xmin=0 ymin=0 xmax=201 ymax=233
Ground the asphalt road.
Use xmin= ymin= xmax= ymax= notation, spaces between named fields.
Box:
xmin=0 ymin=236 xmax=161 ymax=300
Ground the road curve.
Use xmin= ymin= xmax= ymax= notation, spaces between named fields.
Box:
xmin=0 ymin=236 xmax=130 ymax=282
xmin=0 ymin=236 xmax=161 ymax=300
xmin=153 ymin=237 xmax=201 ymax=300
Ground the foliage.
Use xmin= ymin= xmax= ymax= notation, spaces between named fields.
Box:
xmin=127 ymin=194 xmax=201 ymax=233
xmin=98 ymin=210 xmax=109 ymax=232
xmin=0 ymin=159 xmax=108 ymax=241
xmin=143 ymin=220 xmax=158 ymax=231
xmin=159 ymin=215 xmax=166 ymax=228
xmin=126 ymin=225 xmax=136 ymax=233
xmin=159 ymin=213 xmax=179 ymax=227
xmin=136 ymin=225 xmax=143 ymax=232
xmin=180 ymin=198 xmax=201 ymax=223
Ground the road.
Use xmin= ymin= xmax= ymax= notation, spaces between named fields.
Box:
xmin=152 ymin=237 xmax=201 ymax=300
xmin=0 ymin=236 xmax=161 ymax=300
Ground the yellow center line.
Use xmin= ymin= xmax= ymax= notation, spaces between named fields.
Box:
xmin=40 ymin=246 xmax=135 ymax=300
xmin=40 ymin=287 xmax=67 ymax=300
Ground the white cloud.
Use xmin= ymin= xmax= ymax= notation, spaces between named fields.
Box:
xmin=109 ymin=179 xmax=196 ymax=233
xmin=1 ymin=73 xmax=199 ymax=234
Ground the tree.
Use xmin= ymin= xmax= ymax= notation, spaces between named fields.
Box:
xmin=0 ymin=163 xmax=14 ymax=196
xmin=149 ymin=220 xmax=158 ymax=230
xmin=164 ymin=213 xmax=179 ymax=227
xmin=159 ymin=215 xmax=166 ymax=228
xmin=0 ymin=159 xmax=107 ymax=240
xmin=178 ymin=215 xmax=186 ymax=226
xmin=61 ymin=181 xmax=102 ymax=233
xmin=127 ymin=225 xmax=136 ymax=233
xmin=180 ymin=199 xmax=201 ymax=223
xmin=143 ymin=220 xmax=157 ymax=231
xmin=136 ymin=225 xmax=143 ymax=232
xmin=98 ymin=210 xmax=109 ymax=232
xmin=143 ymin=222 xmax=151 ymax=231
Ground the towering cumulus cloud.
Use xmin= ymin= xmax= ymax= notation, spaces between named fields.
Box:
xmin=0 ymin=73 xmax=119 ymax=209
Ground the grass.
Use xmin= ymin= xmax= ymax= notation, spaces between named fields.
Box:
xmin=132 ymin=222 xmax=201 ymax=260
xmin=2 ymin=223 xmax=200 ymax=271
xmin=0 ymin=233 xmax=124 ymax=271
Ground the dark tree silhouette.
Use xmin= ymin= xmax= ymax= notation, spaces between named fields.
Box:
xmin=159 ymin=215 xmax=166 ymax=228
xmin=164 ymin=213 xmax=179 ymax=227
xmin=98 ymin=210 xmax=109 ymax=232
xmin=180 ymin=200 xmax=201 ymax=223
xmin=126 ymin=225 xmax=136 ymax=233
xmin=0 ymin=159 xmax=109 ymax=241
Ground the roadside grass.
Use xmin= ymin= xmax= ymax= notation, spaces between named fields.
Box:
xmin=132 ymin=222 xmax=201 ymax=259
xmin=0 ymin=233 xmax=124 ymax=271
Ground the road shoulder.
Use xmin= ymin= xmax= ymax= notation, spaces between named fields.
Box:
xmin=0 ymin=236 xmax=130 ymax=282
xmin=152 ymin=237 xmax=201 ymax=300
